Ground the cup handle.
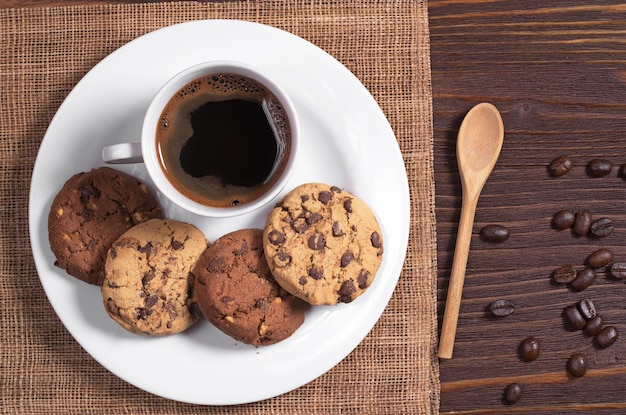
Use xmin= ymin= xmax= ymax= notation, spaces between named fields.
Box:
xmin=102 ymin=142 xmax=143 ymax=164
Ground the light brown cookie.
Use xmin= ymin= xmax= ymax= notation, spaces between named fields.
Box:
xmin=263 ymin=183 xmax=384 ymax=305
xmin=194 ymin=229 xmax=309 ymax=346
xmin=48 ymin=167 xmax=163 ymax=285
xmin=102 ymin=219 xmax=208 ymax=336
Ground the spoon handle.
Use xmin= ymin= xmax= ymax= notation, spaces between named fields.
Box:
xmin=438 ymin=193 xmax=479 ymax=359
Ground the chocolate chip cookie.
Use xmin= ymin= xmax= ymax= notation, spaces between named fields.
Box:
xmin=102 ymin=219 xmax=208 ymax=336
xmin=48 ymin=167 xmax=163 ymax=285
xmin=194 ymin=229 xmax=309 ymax=346
xmin=263 ymin=183 xmax=384 ymax=305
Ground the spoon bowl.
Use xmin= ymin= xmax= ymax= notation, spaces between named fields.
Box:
xmin=438 ymin=102 xmax=504 ymax=359
xmin=457 ymin=103 xmax=505 ymax=196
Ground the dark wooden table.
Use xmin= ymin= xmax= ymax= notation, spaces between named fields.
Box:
xmin=5 ymin=0 xmax=626 ymax=413
xmin=430 ymin=1 xmax=626 ymax=413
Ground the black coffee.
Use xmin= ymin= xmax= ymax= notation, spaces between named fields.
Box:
xmin=156 ymin=73 xmax=291 ymax=208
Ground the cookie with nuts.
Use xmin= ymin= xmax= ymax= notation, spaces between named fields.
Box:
xmin=48 ymin=167 xmax=163 ymax=285
xmin=263 ymin=183 xmax=384 ymax=305
xmin=193 ymin=229 xmax=309 ymax=346
xmin=102 ymin=219 xmax=208 ymax=335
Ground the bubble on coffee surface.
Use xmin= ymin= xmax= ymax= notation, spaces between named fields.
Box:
xmin=176 ymin=80 xmax=202 ymax=98
xmin=264 ymin=98 xmax=290 ymax=158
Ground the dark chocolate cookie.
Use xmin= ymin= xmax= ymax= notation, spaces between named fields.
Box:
xmin=194 ymin=229 xmax=309 ymax=346
xmin=263 ymin=183 xmax=384 ymax=305
xmin=48 ymin=167 xmax=163 ymax=285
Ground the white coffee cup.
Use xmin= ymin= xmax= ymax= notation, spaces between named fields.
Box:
xmin=102 ymin=61 xmax=299 ymax=218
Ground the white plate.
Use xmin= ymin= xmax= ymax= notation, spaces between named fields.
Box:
xmin=28 ymin=20 xmax=410 ymax=405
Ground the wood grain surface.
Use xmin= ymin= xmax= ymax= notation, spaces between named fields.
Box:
xmin=430 ymin=1 xmax=626 ymax=413
xmin=4 ymin=0 xmax=626 ymax=413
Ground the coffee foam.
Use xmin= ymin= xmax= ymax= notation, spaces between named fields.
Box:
xmin=176 ymin=74 xmax=262 ymax=97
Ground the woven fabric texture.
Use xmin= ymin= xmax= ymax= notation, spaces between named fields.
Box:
xmin=0 ymin=1 xmax=438 ymax=413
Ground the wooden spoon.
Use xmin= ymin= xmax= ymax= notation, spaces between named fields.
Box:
xmin=438 ymin=102 xmax=504 ymax=359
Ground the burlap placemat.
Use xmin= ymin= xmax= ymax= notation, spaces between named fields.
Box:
xmin=0 ymin=1 xmax=438 ymax=413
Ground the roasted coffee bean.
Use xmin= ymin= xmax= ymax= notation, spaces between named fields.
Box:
xmin=489 ymin=299 xmax=515 ymax=317
xmin=519 ymin=337 xmax=541 ymax=361
xmin=569 ymin=267 xmax=596 ymax=292
xmin=620 ymin=163 xmax=626 ymax=179
xmin=480 ymin=224 xmax=509 ymax=243
xmin=584 ymin=315 xmax=604 ymax=336
xmin=589 ymin=217 xmax=615 ymax=238
xmin=577 ymin=299 xmax=597 ymax=320
xmin=587 ymin=158 xmax=612 ymax=177
xmin=549 ymin=155 xmax=573 ymax=177
xmin=552 ymin=209 xmax=575 ymax=230
xmin=563 ymin=305 xmax=587 ymax=330
xmin=504 ymin=383 xmax=522 ymax=405
xmin=595 ymin=325 xmax=619 ymax=348
xmin=586 ymin=248 xmax=613 ymax=269
xmin=567 ymin=353 xmax=588 ymax=378
xmin=553 ymin=265 xmax=578 ymax=284
xmin=572 ymin=210 xmax=592 ymax=236
xmin=610 ymin=262 xmax=626 ymax=279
